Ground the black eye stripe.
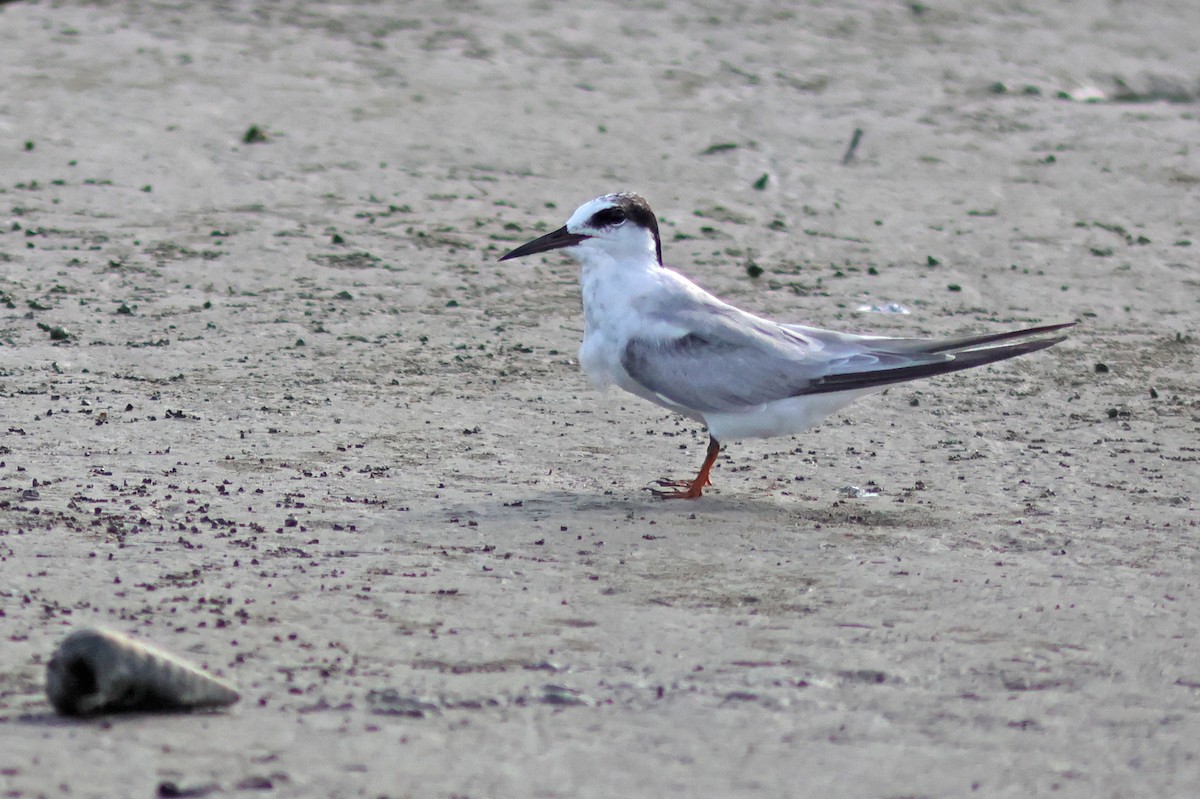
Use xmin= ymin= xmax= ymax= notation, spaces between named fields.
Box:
xmin=585 ymin=193 xmax=662 ymax=265
xmin=590 ymin=207 xmax=627 ymax=227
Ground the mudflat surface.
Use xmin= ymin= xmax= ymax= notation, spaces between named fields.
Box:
xmin=1 ymin=1 xmax=1198 ymax=797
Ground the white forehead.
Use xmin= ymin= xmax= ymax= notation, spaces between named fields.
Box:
xmin=565 ymin=195 xmax=623 ymax=232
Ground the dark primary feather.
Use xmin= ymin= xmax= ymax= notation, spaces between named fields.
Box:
xmin=798 ymin=332 xmax=1070 ymax=395
xmin=865 ymin=322 xmax=1075 ymax=355
xmin=621 ymin=317 xmax=1074 ymax=413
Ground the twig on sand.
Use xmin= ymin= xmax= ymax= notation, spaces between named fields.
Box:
xmin=842 ymin=127 xmax=864 ymax=164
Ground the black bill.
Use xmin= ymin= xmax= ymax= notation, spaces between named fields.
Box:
xmin=498 ymin=226 xmax=590 ymax=261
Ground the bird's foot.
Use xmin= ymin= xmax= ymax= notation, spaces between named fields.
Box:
xmin=645 ymin=477 xmax=709 ymax=500
xmin=646 ymin=438 xmax=721 ymax=500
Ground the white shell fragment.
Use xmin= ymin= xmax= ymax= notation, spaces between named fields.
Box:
xmin=855 ymin=302 xmax=911 ymax=315
xmin=838 ymin=484 xmax=881 ymax=498
xmin=45 ymin=627 xmax=240 ymax=716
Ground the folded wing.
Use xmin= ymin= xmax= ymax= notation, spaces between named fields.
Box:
xmin=621 ymin=307 xmax=1073 ymax=414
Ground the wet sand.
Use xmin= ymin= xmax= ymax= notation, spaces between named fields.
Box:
xmin=1 ymin=1 xmax=1198 ymax=796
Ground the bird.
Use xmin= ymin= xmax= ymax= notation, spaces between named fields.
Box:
xmin=499 ymin=192 xmax=1073 ymax=499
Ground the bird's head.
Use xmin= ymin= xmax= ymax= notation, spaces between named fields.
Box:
xmin=499 ymin=192 xmax=662 ymax=268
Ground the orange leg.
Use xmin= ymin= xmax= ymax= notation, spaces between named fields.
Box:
xmin=648 ymin=437 xmax=721 ymax=500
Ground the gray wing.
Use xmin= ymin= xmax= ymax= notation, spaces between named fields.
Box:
xmin=621 ymin=304 xmax=1072 ymax=414
xmin=620 ymin=304 xmax=896 ymax=413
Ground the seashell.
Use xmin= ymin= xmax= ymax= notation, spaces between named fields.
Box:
xmin=45 ymin=627 xmax=239 ymax=716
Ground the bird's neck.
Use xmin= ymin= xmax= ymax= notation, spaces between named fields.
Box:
xmin=575 ymin=246 xmax=661 ymax=280
xmin=579 ymin=252 xmax=666 ymax=338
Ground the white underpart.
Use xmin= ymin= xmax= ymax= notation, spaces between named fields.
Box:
xmin=702 ymin=388 xmax=877 ymax=441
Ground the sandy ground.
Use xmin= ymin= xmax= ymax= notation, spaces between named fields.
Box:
xmin=1 ymin=1 xmax=1199 ymax=796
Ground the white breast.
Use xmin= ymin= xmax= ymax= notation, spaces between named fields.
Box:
xmin=578 ymin=266 xmax=639 ymax=389
xmin=577 ymin=266 xmax=687 ymax=401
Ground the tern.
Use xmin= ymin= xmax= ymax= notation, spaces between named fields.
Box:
xmin=499 ymin=192 xmax=1073 ymax=499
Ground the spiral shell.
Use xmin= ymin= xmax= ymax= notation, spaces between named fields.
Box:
xmin=46 ymin=627 xmax=239 ymax=716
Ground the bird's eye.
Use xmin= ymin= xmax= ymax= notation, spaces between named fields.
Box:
xmin=592 ymin=207 xmax=627 ymax=227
